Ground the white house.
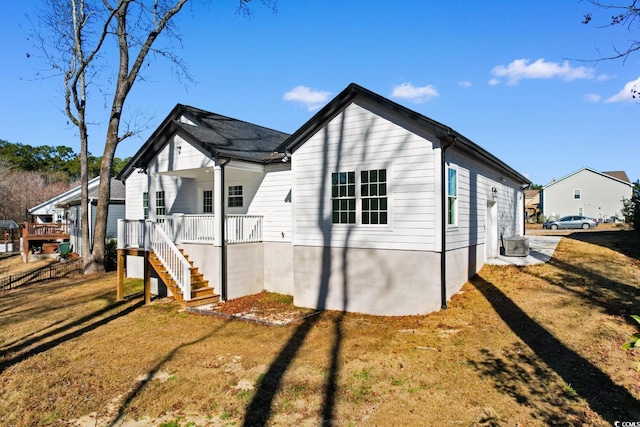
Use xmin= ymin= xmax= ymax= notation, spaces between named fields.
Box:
xmin=28 ymin=176 xmax=102 ymax=224
xmin=117 ymin=83 xmax=530 ymax=316
xmin=542 ymin=167 xmax=633 ymax=222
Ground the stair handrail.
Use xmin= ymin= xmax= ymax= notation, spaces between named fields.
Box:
xmin=147 ymin=220 xmax=191 ymax=301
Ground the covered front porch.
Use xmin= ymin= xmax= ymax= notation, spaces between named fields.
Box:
xmin=116 ymin=213 xmax=264 ymax=306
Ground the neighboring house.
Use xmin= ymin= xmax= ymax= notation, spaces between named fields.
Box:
xmin=27 ymin=176 xmax=101 ymax=224
xmin=61 ymin=178 xmax=125 ymax=255
xmin=524 ymin=189 xmax=541 ymax=223
xmin=542 ymin=167 xmax=633 ymax=222
xmin=117 ymin=83 xmax=530 ymax=316
xmin=23 ymin=177 xmax=124 ymax=262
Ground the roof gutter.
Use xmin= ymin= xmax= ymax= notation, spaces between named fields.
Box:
xmin=440 ymin=132 xmax=457 ymax=310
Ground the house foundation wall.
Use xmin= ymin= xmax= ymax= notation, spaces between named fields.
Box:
xmin=227 ymin=243 xmax=264 ymax=300
xmin=293 ymin=246 xmax=442 ymax=316
xmin=445 ymin=244 xmax=485 ymax=301
xmin=263 ymin=241 xmax=294 ymax=295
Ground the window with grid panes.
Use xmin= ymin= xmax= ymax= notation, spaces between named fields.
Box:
xmin=203 ymin=190 xmax=213 ymax=213
xmin=143 ymin=192 xmax=149 ymax=219
xmin=361 ymin=169 xmax=388 ymax=225
xmin=155 ymin=191 xmax=166 ymax=216
xmin=331 ymin=171 xmax=356 ymax=224
xmin=228 ymin=186 xmax=243 ymax=207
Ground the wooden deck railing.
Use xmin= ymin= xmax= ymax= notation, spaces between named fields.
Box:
xmin=23 ymin=222 xmax=70 ymax=238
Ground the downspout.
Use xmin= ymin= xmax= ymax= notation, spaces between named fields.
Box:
xmin=440 ymin=133 xmax=457 ymax=310
xmin=217 ymin=157 xmax=231 ymax=301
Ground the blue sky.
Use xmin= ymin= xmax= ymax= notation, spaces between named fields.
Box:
xmin=0 ymin=0 xmax=638 ymax=186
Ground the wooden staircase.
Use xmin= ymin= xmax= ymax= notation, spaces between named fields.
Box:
xmin=148 ymin=249 xmax=219 ymax=307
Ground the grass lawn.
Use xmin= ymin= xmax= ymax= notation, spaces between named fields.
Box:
xmin=1 ymin=231 xmax=639 ymax=426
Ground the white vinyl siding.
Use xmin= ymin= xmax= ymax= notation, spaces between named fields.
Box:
xmin=247 ymin=164 xmax=293 ymax=242
xmin=444 ymin=149 xmax=524 ymax=251
xmin=292 ymin=101 xmax=437 ymax=251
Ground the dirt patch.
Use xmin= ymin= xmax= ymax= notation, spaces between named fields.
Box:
xmin=189 ymin=291 xmax=320 ymax=326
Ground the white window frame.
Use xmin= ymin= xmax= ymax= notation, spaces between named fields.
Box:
xmin=228 ymin=185 xmax=243 ymax=208
xmin=155 ymin=191 xmax=166 ymax=216
xmin=202 ymin=189 xmax=213 ymax=214
xmin=578 ymin=206 xmax=584 ymax=216
xmin=143 ymin=192 xmax=149 ymax=219
xmin=574 ymin=189 xmax=581 ymax=200
xmin=330 ymin=168 xmax=390 ymax=227
xmin=447 ymin=165 xmax=458 ymax=227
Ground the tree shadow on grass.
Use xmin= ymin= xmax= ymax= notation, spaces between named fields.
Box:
xmin=471 ymin=274 xmax=640 ymax=422
xmin=107 ymin=321 xmax=230 ymax=426
xmin=0 ymin=298 xmax=144 ymax=376
xmin=566 ymin=230 xmax=640 ymax=262
xmin=468 ymin=344 xmax=587 ymax=424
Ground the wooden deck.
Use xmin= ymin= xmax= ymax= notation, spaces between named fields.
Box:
xmin=22 ymin=222 xmax=71 ymax=263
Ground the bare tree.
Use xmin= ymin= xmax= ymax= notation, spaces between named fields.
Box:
xmin=34 ymin=0 xmax=274 ymax=273
xmin=582 ymin=1 xmax=640 ymax=62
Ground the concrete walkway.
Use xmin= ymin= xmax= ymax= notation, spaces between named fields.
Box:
xmin=485 ymin=235 xmax=562 ymax=266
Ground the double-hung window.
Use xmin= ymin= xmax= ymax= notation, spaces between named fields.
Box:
xmin=447 ymin=167 xmax=458 ymax=226
xmin=155 ymin=191 xmax=166 ymax=216
xmin=143 ymin=192 xmax=149 ymax=219
xmin=331 ymin=172 xmax=356 ymax=224
xmin=331 ymin=169 xmax=388 ymax=225
xmin=574 ymin=189 xmax=581 ymax=200
xmin=203 ymin=190 xmax=213 ymax=213
xmin=228 ymin=185 xmax=243 ymax=208
xmin=361 ymin=169 xmax=387 ymax=225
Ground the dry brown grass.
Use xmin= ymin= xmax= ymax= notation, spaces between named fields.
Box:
xmin=1 ymin=231 xmax=639 ymax=426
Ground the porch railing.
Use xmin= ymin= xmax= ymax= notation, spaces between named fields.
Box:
xmin=117 ymin=219 xmax=145 ymax=249
xmin=117 ymin=214 xmax=263 ymax=249
xmin=147 ymin=221 xmax=191 ymax=301
xmin=157 ymin=214 xmax=216 ymax=244
xmin=227 ymin=215 xmax=262 ymax=244
xmin=23 ymin=222 xmax=70 ymax=237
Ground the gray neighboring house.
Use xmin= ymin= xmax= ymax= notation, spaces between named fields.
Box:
xmin=118 ymin=83 xmax=530 ymax=316
xmin=542 ymin=167 xmax=633 ymax=222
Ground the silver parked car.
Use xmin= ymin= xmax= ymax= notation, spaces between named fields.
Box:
xmin=543 ymin=215 xmax=599 ymax=230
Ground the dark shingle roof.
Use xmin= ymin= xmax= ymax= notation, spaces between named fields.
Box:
xmin=118 ymin=105 xmax=290 ymax=180
xmin=173 ymin=109 xmax=289 ymax=163
xmin=66 ymin=178 xmax=125 ymax=204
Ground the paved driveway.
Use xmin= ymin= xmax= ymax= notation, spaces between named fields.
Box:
xmin=485 ymin=235 xmax=562 ymax=266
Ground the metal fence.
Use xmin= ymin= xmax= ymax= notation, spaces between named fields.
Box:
xmin=0 ymin=258 xmax=84 ymax=291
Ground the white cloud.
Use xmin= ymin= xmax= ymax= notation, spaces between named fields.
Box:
xmin=490 ymin=58 xmax=595 ymax=85
xmin=391 ymin=83 xmax=439 ymax=103
xmin=283 ymin=86 xmax=332 ymax=111
xmin=585 ymin=93 xmax=602 ymax=103
xmin=604 ymin=76 xmax=640 ymax=103
xmin=488 ymin=78 xmax=501 ymax=86
xmin=458 ymin=81 xmax=472 ymax=88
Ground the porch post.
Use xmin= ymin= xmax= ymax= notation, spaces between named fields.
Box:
xmin=213 ymin=166 xmax=223 ymax=247
xmin=116 ymin=249 xmax=125 ymax=301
